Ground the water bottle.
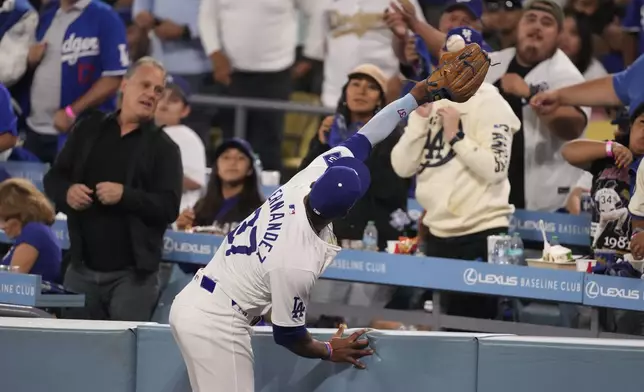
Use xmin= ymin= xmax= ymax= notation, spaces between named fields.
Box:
xmin=493 ymin=233 xmax=510 ymax=265
xmin=508 ymin=233 xmax=525 ymax=266
xmin=551 ymin=235 xmax=560 ymax=246
xmin=362 ymin=221 xmax=379 ymax=252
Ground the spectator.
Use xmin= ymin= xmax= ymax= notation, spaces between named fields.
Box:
xmin=0 ymin=0 xmax=38 ymax=87
xmin=390 ymin=27 xmax=520 ymax=318
xmin=20 ymin=0 xmax=129 ymax=164
xmin=568 ymin=0 xmax=624 ymax=73
xmin=43 ymin=57 xmax=182 ymax=321
xmin=391 ymin=0 xmax=590 ymax=211
xmin=116 ymin=6 xmax=149 ymax=63
xmin=175 ymin=138 xmax=263 ymax=234
xmin=561 ymin=127 xmax=637 ymax=255
xmin=174 ymin=138 xmax=264 ymax=275
xmin=133 ymin=0 xmax=211 ymax=146
xmin=299 ymin=64 xmax=410 ymax=250
xmin=198 ymin=0 xmax=310 ymax=171
xmin=301 ymin=64 xmax=410 ymax=309
xmin=559 ymin=10 xmax=608 ymax=80
xmin=155 ymin=74 xmax=206 ymax=212
xmin=385 ymin=0 xmax=482 ymax=68
xmin=303 ymin=0 xmax=426 ymax=109
xmin=490 ymin=0 xmax=591 ymax=211
xmin=622 ymin=0 xmax=644 ymax=66
xmin=0 ymin=178 xmax=61 ymax=284
xmin=0 ymin=83 xmax=18 ymax=160
xmin=481 ymin=0 xmax=522 ymax=51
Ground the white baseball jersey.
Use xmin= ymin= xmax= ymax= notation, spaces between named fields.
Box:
xmin=485 ymin=48 xmax=591 ymax=212
xmin=201 ymin=145 xmax=357 ymax=328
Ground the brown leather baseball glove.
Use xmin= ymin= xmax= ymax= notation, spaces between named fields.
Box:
xmin=412 ymin=43 xmax=491 ymax=104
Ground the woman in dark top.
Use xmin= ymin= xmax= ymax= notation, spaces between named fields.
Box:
xmin=176 ymin=138 xmax=264 ymax=232
xmin=0 ymin=178 xmax=61 ymax=283
xmin=299 ymin=64 xmax=410 ymax=250
xmin=175 ymin=138 xmax=264 ymax=274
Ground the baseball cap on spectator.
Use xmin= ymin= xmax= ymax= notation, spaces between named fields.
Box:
xmin=523 ymin=0 xmax=564 ymax=28
xmin=445 ymin=0 xmax=483 ymax=20
xmin=347 ymin=64 xmax=388 ymax=96
xmin=166 ymin=74 xmax=192 ymax=105
xmin=214 ymin=138 xmax=256 ymax=162
xmin=443 ymin=27 xmax=492 ymax=52
xmin=308 ymin=157 xmax=371 ymax=219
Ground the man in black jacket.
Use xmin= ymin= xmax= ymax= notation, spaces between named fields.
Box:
xmin=44 ymin=57 xmax=182 ymax=321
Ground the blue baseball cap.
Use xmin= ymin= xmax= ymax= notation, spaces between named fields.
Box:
xmin=308 ymin=157 xmax=371 ymax=219
xmin=166 ymin=74 xmax=192 ymax=104
xmin=214 ymin=138 xmax=256 ymax=161
xmin=444 ymin=27 xmax=489 ymax=51
xmin=445 ymin=0 xmax=483 ymax=20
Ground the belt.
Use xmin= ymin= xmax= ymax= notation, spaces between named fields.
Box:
xmin=194 ymin=270 xmax=261 ymax=326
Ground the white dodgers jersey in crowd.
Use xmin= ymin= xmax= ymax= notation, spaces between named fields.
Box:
xmin=485 ymin=48 xmax=590 ymax=212
xmin=201 ymin=146 xmax=357 ymax=327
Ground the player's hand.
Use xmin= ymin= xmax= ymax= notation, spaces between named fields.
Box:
xmin=612 ymin=142 xmax=633 ymax=168
xmin=328 ymin=324 xmax=373 ymax=369
xmin=212 ymin=51 xmax=232 ymax=86
xmin=530 ymin=90 xmax=560 ymax=115
xmin=437 ymin=106 xmax=460 ymax=141
xmin=96 ymin=182 xmax=124 ymax=205
xmin=53 ymin=109 xmax=74 ymax=133
xmin=176 ymin=208 xmax=196 ymax=230
xmin=28 ymin=42 xmax=47 ymax=67
xmin=66 ymin=184 xmax=93 ymax=211
xmin=318 ymin=115 xmax=335 ymax=144
xmin=500 ymin=73 xmax=529 ymax=98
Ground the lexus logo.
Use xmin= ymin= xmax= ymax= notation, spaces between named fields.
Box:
xmin=463 ymin=268 xmax=477 ymax=286
xmin=163 ymin=236 xmax=174 ymax=253
xmin=585 ymin=281 xmax=599 ymax=299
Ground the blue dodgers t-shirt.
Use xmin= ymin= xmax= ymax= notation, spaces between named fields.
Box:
xmin=613 ymin=54 xmax=644 ymax=116
xmin=1 ymin=222 xmax=62 ymax=283
xmin=0 ymin=83 xmax=17 ymax=137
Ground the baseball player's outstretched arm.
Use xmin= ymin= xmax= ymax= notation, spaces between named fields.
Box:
xmin=355 ymin=93 xmax=418 ymax=147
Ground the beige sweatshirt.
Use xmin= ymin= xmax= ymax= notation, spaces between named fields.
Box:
xmin=391 ymin=83 xmax=521 ymax=238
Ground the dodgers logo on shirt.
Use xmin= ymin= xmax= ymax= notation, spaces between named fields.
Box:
xmin=61 ymin=33 xmax=100 ymax=66
xmin=418 ymin=116 xmax=456 ymax=173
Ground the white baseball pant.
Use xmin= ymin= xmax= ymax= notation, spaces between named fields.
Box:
xmin=169 ymin=273 xmax=256 ymax=392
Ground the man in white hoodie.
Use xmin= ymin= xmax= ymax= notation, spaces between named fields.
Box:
xmin=391 ymin=27 xmax=520 ymax=318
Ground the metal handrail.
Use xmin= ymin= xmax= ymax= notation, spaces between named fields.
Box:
xmin=189 ymin=94 xmax=335 ymax=139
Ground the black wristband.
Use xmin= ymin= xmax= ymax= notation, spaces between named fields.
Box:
xmin=153 ymin=18 xmax=163 ymax=26
xmin=449 ymin=129 xmax=465 ymax=146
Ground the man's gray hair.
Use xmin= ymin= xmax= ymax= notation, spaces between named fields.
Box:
xmin=124 ymin=56 xmax=167 ymax=79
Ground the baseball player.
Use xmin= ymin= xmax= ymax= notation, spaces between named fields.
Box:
xmin=169 ymin=44 xmax=489 ymax=392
